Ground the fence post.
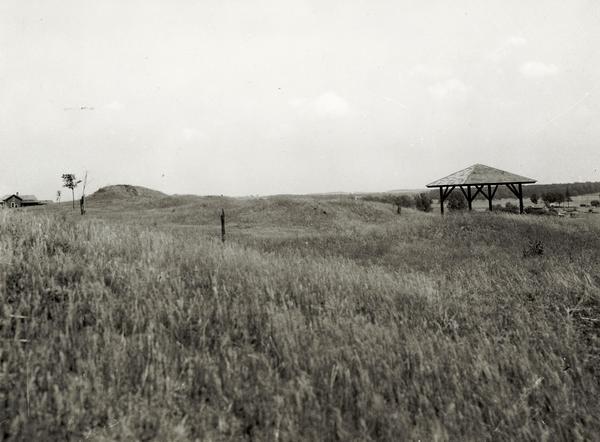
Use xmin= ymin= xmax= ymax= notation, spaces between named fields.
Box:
xmin=220 ymin=209 xmax=225 ymax=243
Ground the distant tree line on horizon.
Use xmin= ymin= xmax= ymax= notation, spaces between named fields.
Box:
xmin=424 ymin=181 xmax=600 ymax=202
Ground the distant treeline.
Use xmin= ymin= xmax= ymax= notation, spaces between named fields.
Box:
xmin=426 ymin=181 xmax=600 ymax=201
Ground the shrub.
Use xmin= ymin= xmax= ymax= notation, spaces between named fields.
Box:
xmin=413 ymin=193 xmax=432 ymax=212
xmin=524 ymin=207 xmax=546 ymax=215
xmin=394 ymin=195 xmax=414 ymax=208
xmin=447 ymin=191 xmax=467 ymax=211
xmin=391 ymin=195 xmax=414 ymax=214
xmin=523 ymin=239 xmax=544 ymax=257
xmin=542 ymin=191 xmax=565 ymax=206
xmin=591 ymin=200 xmax=600 ymax=207
xmin=502 ymin=202 xmax=519 ymax=213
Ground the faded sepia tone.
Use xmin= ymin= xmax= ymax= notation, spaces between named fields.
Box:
xmin=2 ymin=2 xmax=600 ymax=441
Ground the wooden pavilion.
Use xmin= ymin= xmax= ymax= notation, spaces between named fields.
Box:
xmin=426 ymin=164 xmax=536 ymax=214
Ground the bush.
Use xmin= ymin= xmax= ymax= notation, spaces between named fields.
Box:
xmin=447 ymin=191 xmax=467 ymax=211
xmin=591 ymin=200 xmax=600 ymax=207
xmin=503 ymin=202 xmax=519 ymax=213
xmin=524 ymin=207 xmax=546 ymax=215
xmin=523 ymin=239 xmax=544 ymax=257
xmin=395 ymin=195 xmax=414 ymax=208
xmin=542 ymin=192 xmax=565 ymax=206
xmin=414 ymin=193 xmax=432 ymax=212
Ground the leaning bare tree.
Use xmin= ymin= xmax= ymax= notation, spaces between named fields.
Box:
xmin=80 ymin=171 xmax=88 ymax=215
xmin=61 ymin=174 xmax=82 ymax=209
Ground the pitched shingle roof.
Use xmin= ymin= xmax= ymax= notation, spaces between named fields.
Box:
xmin=426 ymin=164 xmax=536 ymax=187
xmin=1 ymin=194 xmax=38 ymax=201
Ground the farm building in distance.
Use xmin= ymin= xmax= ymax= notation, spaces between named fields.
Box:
xmin=427 ymin=164 xmax=536 ymax=214
xmin=1 ymin=193 xmax=49 ymax=208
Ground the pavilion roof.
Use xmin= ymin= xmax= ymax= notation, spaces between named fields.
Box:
xmin=426 ymin=164 xmax=536 ymax=187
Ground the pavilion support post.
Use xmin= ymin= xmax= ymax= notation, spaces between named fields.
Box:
xmin=467 ymin=185 xmax=472 ymax=211
xmin=439 ymin=187 xmax=444 ymax=215
xmin=518 ymin=183 xmax=524 ymax=214
xmin=487 ymin=184 xmax=493 ymax=211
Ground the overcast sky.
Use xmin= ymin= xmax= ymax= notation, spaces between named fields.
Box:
xmin=1 ymin=0 xmax=600 ymax=198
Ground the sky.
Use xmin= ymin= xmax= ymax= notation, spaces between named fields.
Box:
xmin=1 ymin=0 xmax=600 ymax=199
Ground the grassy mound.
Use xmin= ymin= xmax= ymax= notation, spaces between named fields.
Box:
xmin=90 ymin=185 xmax=167 ymax=202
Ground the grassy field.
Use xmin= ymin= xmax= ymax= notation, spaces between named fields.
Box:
xmin=1 ymin=187 xmax=599 ymax=440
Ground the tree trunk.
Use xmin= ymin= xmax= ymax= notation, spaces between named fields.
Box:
xmin=220 ymin=209 xmax=225 ymax=243
xmin=72 ymin=188 xmax=75 ymax=209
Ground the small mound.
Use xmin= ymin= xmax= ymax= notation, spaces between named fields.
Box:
xmin=91 ymin=185 xmax=167 ymax=201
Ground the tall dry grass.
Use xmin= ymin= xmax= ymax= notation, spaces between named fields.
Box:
xmin=1 ymin=204 xmax=599 ymax=440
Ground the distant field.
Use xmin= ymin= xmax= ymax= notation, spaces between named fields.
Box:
xmin=1 ymin=187 xmax=599 ymax=440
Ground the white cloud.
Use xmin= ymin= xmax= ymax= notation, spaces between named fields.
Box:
xmin=428 ymin=78 xmax=469 ymax=100
xmin=289 ymin=91 xmax=352 ymax=118
xmin=520 ymin=61 xmax=559 ymax=77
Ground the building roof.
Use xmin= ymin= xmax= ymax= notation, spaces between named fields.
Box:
xmin=426 ymin=164 xmax=536 ymax=187
xmin=1 ymin=194 xmax=38 ymax=202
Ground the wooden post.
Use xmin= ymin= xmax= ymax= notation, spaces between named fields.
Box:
xmin=487 ymin=184 xmax=493 ymax=211
xmin=80 ymin=195 xmax=86 ymax=215
xmin=220 ymin=209 xmax=225 ymax=243
xmin=518 ymin=183 xmax=524 ymax=214
xmin=467 ymin=185 xmax=472 ymax=211
xmin=439 ymin=187 xmax=444 ymax=215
